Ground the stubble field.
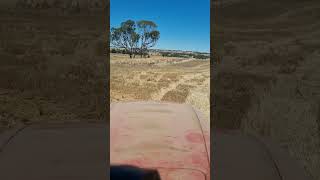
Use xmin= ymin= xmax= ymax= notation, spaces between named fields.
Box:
xmin=0 ymin=9 xmax=106 ymax=133
xmin=110 ymin=53 xmax=210 ymax=119
xmin=213 ymin=0 xmax=320 ymax=179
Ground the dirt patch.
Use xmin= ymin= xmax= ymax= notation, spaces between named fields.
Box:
xmin=161 ymin=84 xmax=193 ymax=103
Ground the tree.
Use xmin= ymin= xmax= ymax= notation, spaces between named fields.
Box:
xmin=110 ymin=20 xmax=140 ymax=58
xmin=110 ymin=20 xmax=160 ymax=58
xmin=137 ymin=20 xmax=160 ymax=57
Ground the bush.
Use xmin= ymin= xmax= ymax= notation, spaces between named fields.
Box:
xmin=193 ymin=54 xmax=209 ymax=59
xmin=110 ymin=48 xmax=128 ymax=54
xmin=160 ymin=52 xmax=192 ymax=58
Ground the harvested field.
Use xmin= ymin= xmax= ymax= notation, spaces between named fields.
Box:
xmin=213 ymin=0 xmax=320 ymax=178
xmin=0 ymin=9 xmax=106 ymax=133
xmin=110 ymin=54 xmax=210 ymax=119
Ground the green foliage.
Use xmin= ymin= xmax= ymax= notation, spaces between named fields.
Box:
xmin=110 ymin=48 xmax=128 ymax=54
xmin=111 ymin=20 xmax=160 ymax=58
xmin=137 ymin=20 xmax=160 ymax=57
xmin=161 ymin=52 xmax=189 ymax=58
xmin=161 ymin=52 xmax=209 ymax=59
xmin=137 ymin=20 xmax=157 ymax=29
xmin=110 ymin=20 xmax=140 ymax=58
xmin=193 ymin=54 xmax=209 ymax=59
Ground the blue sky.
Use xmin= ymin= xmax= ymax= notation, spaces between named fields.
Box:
xmin=110 ymin=0 xmax=210 ymax=53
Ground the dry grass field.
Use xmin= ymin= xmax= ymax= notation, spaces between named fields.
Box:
xmin=213 ymin=0 xmax=320 ymax=179
xmin=110 ymin=53 xmax=210 ymax=119
xmin=0 ymin=8 xmax=106 ymax=133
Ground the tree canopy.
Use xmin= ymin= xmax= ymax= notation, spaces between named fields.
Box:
xmin=111 ymin=20 xmax=160 ymax=58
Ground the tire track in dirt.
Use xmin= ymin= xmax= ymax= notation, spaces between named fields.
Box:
xmin=151 ymin=75 xmax=188 ymax=101
xmin=150 ymin=64 xmax=209 ymax=119
xmin=151 ymin=73 xmax=204 ymax=101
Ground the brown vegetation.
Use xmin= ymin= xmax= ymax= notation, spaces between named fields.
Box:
xmin=213 ymin=0 xmax=320 ymax=178
xmin=0 ymin=9 xmax=106 ymax=132
xmin=110 ymin=54 xmax=210 ymax=119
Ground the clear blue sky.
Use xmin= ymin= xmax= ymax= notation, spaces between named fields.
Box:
xmin=110 ymin=0 xmax=210 ymax=53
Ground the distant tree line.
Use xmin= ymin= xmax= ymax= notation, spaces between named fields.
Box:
xmin=110 ymin=48 xmax=127 ymax=54
xmin=110 ymin=20 xmax=160 ymax=58
xmin=111 ymin=48 xmax=150 ymax=58
xmin=111 ymin=48 xmax=209 ymax=60
xmin=193 ymin=54 xmax=209 ymax=59
xmin=161 ymin=52 xmax=209 ymax=59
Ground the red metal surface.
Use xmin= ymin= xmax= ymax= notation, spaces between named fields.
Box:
xmin=110 ymin=102 xmax=210 ymax=179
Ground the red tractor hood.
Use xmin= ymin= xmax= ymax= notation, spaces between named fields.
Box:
xmin=110 ymin=102 xmax=210 ymax=179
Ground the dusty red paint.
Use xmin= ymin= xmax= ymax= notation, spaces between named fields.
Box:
xmin=158 ymin=168 xmax=205 ymax=180
xmin=110 ymin=102 xmax=210 ymax=180
xmin=124 ymin=158 xmax=150 ymax=167
xmin=190 ymin=152 xmax=209 ymax=170
xmin=185 ymin=132 xmax=205 ymax=143
xmin=202 ymin=131 xmax=210 ymax=141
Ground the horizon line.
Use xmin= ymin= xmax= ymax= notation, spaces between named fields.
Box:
xmin=110 ymin=46 xmax=209 ymax=54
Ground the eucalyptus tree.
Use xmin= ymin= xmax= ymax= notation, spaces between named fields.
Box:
xmin=111 ymin=20 xmax=160 ymax=58
xmin=110 ymin=20 xmax=140 ymax=58
xmin=137 ymin=20 xmax=160 ymax=57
